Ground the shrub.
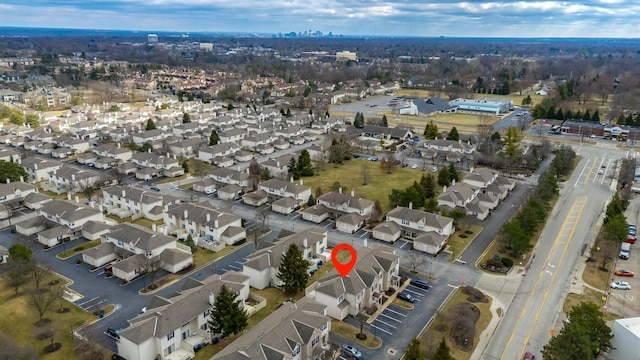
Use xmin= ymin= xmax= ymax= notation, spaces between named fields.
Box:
xmin=485 ymin=259 xmax=503 ymax=268
xmin=501 ymin=257 xmax=514 ymax=267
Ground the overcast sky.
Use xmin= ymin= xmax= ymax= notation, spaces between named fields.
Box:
xmin=0 ymin=0 xmax=638 ymax=37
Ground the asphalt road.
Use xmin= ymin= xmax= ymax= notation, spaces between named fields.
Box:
xmin=483 ymin=143 xmax=626 ymax=360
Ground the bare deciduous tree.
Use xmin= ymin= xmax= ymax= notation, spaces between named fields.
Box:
xmin=407 ymin=251 xmax=426 ymax=273
xmin=380 ymin=152 xmax=397 ymax=174
xmin=361 ymin=164 xmax=369 ymax=185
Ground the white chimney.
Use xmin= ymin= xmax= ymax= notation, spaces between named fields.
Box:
xmin=173 ymin=154 xmax=176 ymax=160
xmin=409 ymin=201 xmax=413 ymax=209
xmin=290 ymin=176 xmax=294 ymax=183
xmin=452 ymin=179 xmax=456 ymax=186
xmin=338 ymin=187 xmax=342 ymax=194
xmin=184 ymin=209 xmax=188 ymax=219
xmin=443 ymin=185 xmax=447 ymax=193
xmin=148 ymin=148 xmax=151 ymax=153
xmin=117 ymin=142 xmax=121 ymax=148
xmin=214 ymin=218 xmax=219 ymax=228
xmin=122 ymin=189 xmax=126 ymax=197
xmin=67 ymin=193 xmax=71 ymax=200
xmin=75 ymin=196 xmax=79 ymax=203
xmin=89 ymin=201 xmax=95 ymax=209
xmin=99 ymin=203 xmax=103 ymax=212
xmin=19 ymin=176 xmax=23 ymax=182
xmin=33 ymin=163 xmax=37 ymax=170
xmin=299 ymin=178 xmax=303 ymax=186
xmin=303 ymin=238 xmax=308 ymax=248
xmin=5 ymin=178 xmax=8 ymax=184
xmin=164 ymin=204 xmax=168 ymax=212
xmin=351 ymin=190 xmax=355 ymax=197
xmin=208 ymin=292 xmax=215 ymax=306
xmin=152 ymin=223 xmax=157 ymax=232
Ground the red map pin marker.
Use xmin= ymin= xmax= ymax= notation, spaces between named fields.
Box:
xmin=331 ymin=244 xmax=357 ymax=278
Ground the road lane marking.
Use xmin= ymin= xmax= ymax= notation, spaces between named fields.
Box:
xmin=501 ymin=196 xmax=587 ymax=360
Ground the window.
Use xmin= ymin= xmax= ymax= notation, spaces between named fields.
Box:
xmin=163 ymin=344 xmax=175 ymax=357
xmin=337 ymin=295 xmax=344 ymax=304
xmin=320 ymin=322 xmax=327 ymax=331
xmin=167 ymin=331 xmax=174 ymax=340
xmin=292 ymin=345 xmax=300 ymax=357
xmin=312 ymin=336 xmax=319 ymax=346
xmin=401 ymin=219 xmax=409 ymax=225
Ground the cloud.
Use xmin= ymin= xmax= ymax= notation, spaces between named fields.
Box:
xmin=0 ymin=0 xmax=636 ymax=37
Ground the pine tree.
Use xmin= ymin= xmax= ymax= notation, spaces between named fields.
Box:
xmin=208 ymin=284 xmax=248 ymax=337
xmin=592 ymin=110 xmax=600 ymax=123
xmin=432 ymin=338 xmax=454 ymax=360
xmin=448 ymin=162 xmax=459 ymax=182
xmin=209 ymin=130 xmax=220 ymax=146
xmin=404 ymin=338 xmax=424 ymax=360
xmin=181 ymin=160 xmax=189 ymax=173
xmin=182 ymin=112 xmax=191 ymax=123
xmin=447 ymin=127 xmax=459 ymax=141
xmin=564 ymin=109 xmax=573 ymax=120
xmin=145 ymin=119 xmax=156 ymax=131
xmin=555 ymin=108 xmax=564 ymax=120
xmin=307 ymin=194 xmax=315 ymax=206
xmin=277 ymin=244 xmax=309 ymax=294
xmin=425 ymin=121 xmax=439 ymax=139
xmin=286 ymin=108 xmax=292 ymax=118
xmin=437 ymin=167 xmax=451 ymax=187
xmin=583 ymin=109 xmax=591 ymax=121
xmin=381 ymin=114 xmax=388 ymax=127
xmin=297 ymin=150 xmax=314 ymax=176
xmin=325 ymin=110 xmax=330 ymax=118
xmin=354 ymin=112 xmax=365 ymax=128
xmin=288 ymin=157 xmax=300 ymax=180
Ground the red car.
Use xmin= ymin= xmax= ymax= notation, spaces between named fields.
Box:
xmin=524 ymin=352 xmax=535 ymax=360
xmin=615 ymin=270 xmax=635 ymax=277
xmin=626 ymin=237 xmax=636 ymax=244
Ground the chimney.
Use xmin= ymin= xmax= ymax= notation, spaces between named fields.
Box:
xmin=122 ymin=189 xmax=126 ymax=197
xmin=443 ymin=185 xmax=447 ymax=193
xmin=19 ymin=176 xmax=23 ymax=183
xmin=89 ymin=201 xmax=95 ymax=209
xmin=75 ymin=195 xmax=79 ymax=203
xmin=206 ymin=213 xmax=211 ymax=222
xmin=34 ymin=163 xmax=37 ymax=170
xmin=99 ymin=203 xmax=103 ymax=212
xmin=148 ymin=148 xmax=151 ymax=153
xmin=338 ymin=187 xmax=342 ymax=194
xmin=4 ymin=178 xmax=8 ymax=184
xmin=452 ymin=179 xmax=456 ymax=186
xmin=214 ymin=218 xmax=219 ymax=228
xmin=300 ymin=179 xmax=303 ymax=186
xmin=303 ymin=237 xmax=308 ymax=248
xmin=152 ymin=223 xmax=157 ymax=232
xmin=458 ymin=139 xmax=462 ymax=144
xmin=71 ymin=174 xmax=76 ymax=181
xmin=408 ymin=201 xmax=413 ymax=209
xmin=351 ymin=190 xmax=355 ymax=197
xmin=184 ymin=209 xmax=188 ymax=219
xmin=164 ymin=204 xmax=168 ymax=212
xmin=208 ymin=292 xmax=215 ymax=306
xmin=173 ymin=154 xmax=176 ymax=160
xmin=117 ymin=142 xmax=121 ymax=148
xmin=290 ymin=176 xmax=294 ymax=183
xmin=67 ymin=193 xmax=71 ymax=200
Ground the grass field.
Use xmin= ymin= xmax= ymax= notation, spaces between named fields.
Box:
xmin=0 ymin=276 xmax=112 ymax=359
xmin=394 ymin=89 xmax=548 ymax=108
xmin=564 ymin=288 xmax=621 ymax=322
xmin=303 ymin=159 xmax=426 ymax=213
xmin=419 ymin=288 xmax=492 ymax=359
xmin=56 ymin=239 xmax=102 ymax=259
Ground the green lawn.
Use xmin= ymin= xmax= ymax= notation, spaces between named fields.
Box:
xmin=446 ymin=225 xmax=483 ymax=262
xmin=419 ymin=287 xmax=492 ymax=360
xmin=56 ymin=239 xmax=102 ymax=259
xmin=303 ymin=159 xmax=426 ymax=213
xmin=331 ymin=318 xmax=382 ymax=349
xmin=0 ymin=275 xmax=113 ymax=360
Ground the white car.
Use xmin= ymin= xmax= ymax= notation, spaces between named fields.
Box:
xmin=611 ymin=281 xmax=631 ymax=290
xmin=431 ymin=166 xmax=438 ymax=172
xmin=411 ymin=164 xmax=418 ymax=169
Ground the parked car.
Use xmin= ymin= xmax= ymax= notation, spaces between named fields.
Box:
xmin=610 ymin=281 xmax=631 ymax=290
xmin=205 ymin=188 xmax=216 ymax=195
xmin=626 ymin=237 xmax=636 ymax=244
xmin=615 ymin=270 xmax=635 ymax=277
xmin=106 ymin=327 xmax=120 ymax=340
xmin=411 ymin=164 xmax=418 ymax=169
xmin=397 ymin=291 xmax=416 ymax=303
xmin=341 ymin=344 xmax=362 ymax=359
xmin=149 ymin=186 xmax=161 ymax=192
xmin=431 ymin=166 xmax=438 ymax=172
xmin=598 ymin=169 xmax=604 ymax=175
xmin=629 ymin=229 xmax=637 ymax=236
xmin=629 ymin=224 xmax=637 ymax=230
xmin=524 ymin=352 xmax=535 ymax=360
xmin=410 ymin=278 xmax=431 ymax=289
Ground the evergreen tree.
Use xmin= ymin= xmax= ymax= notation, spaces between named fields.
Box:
xmin=583 ymin=109 xmax=591 ymax=121
xmin=182 ymin=112 xmax=191 ymax=123
xmin=208 ymin=284 xmax=248 ymax=337
xmin=0 ymin=161 xmax=27 ymax=183
xmin=432 ymin=338 xmax=454 ymax=360
xmin=288 ymin=157 xmax=299 ymax=180
xmin=448 ymin=162 xmax=459 ymax=182
xmin=424 ymin=198 xmax=439 ymax=213
xmin=555 ymin=108 xmax=564 ymax=120
xmin=420 ymin=174 xmax=436 ymax=199
xmin=145 ymin=118 xmax=157 ymax=131
xmin=490 ymin=132 xmax=501 ymax=141
xmin=592 ymin=110 xmax=600 ymax=123
xmin=354 ymin=112 xmax=365 ymax=128
xmin=626 ymin=113 xmax=634 ymax=126
xmin=545 ymin=106 xmax=556 ymax=119
xmin=209 ymin=130 xmax=220 ymax=146
xmin=425 ymin=121 xmax=439 ymax=139
xmin=381 ymin=114 xmax=388 ymax=127
xmin=277 ymin=244 xmax=310 ymax=294
xmin=437 ymin=167 xmax=451 ymax=187
xmin=181 ymin=160 xmax=189 ymax=173
xmin=280 ymin=108 xmax=286 ymax=116
xmin=616 ymin=113 xmax=625 ymax=125
xmin=286 ymin=108 xmax=292 ymax=117
xmin=307 ymin=194 xmax=315 ymax=207
xmin=297 ymin=150 xmax=314 ymax=176
xmin=185 ymin=234 xmax=197 ymax=253
xmin=404 ymin=338 xmax=424 ymax=360
xmin=574 ymin=110 xmax=582 ymax=121
xmin=446 ymin=127 xmax=459 ymax=141
xmin=564 ymin=109 xmax=573 ymax=120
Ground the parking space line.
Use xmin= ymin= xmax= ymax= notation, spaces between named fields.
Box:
xmin=291 ymin=213 xmax=301 ymax=220
xmin=235 ymin=261 xmax=243 ymax=265
xmin=360 ymin=232 xmax=368 ymax=238
xmin=228 ymin=264 xmax=240 ymax=270
xmin=77 ymin=296 xmax=99 ymax=307
xmin=399 ymin=241 xmax=409 ymax=249
xmin=384 ymin=308 xmax=407 ymax=317
xmin=374 ymin=318 xmax=397 ymax=329
xmin=407 ymin=284 xmax=429 ymax=292
xmin=402 ymin=288 xmax=425 ymax=297
xmin=324 ymin=222 xmax=333 ymax=229
xmin=370 ymin=324 xmax=393 ymax=335
xmin=379 ymin=313 xmax=403 ymax=323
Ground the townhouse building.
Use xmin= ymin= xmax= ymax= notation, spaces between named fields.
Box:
xmin=163 ymin=202 xmax=246 ymax=247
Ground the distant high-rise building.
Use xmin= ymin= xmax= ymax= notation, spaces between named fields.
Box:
xmin=147 ymin=34 xmax=158 ymax=43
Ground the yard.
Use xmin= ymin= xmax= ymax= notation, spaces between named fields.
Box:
xmin=56 ymin=239 xmax=102 ymax=260
xmin=331 ymin=319 xmax=382 ymax=349
xmin=0 ymin=275 xmax=113 ymax=360
xmin=419 ymin=286 xmax=492 ymax=360
xmin=302 ymin=159 xmax=426 ymax=213
xmin=564 ymin=287 xmax=621 ymax=322
xmin=446 ymin=224 xmax=483 ymax=262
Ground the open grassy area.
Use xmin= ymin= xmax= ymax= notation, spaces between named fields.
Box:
xmin=131 ymin=217 xmax=164 ymax=230
xmin=394 ymin=89 xmax=547 ymax=108
xmin=419 ymin=287 xmax=492 ymax=360
xmin=156 ymin=174 xmax=188 ymax=184
xmin=380 ymin=111 xmax=494 ymax=134
xmin=303 ymin=159 xmax=426 ymax=212
xmin=0 ymin=275 xmax=113 ymax=360
xmin=582 ymin=239 xmax=616 ymax=290
xmin=446 ymin=225 xmax=483 ymax=262
xmin=331 ymin=319 xmax=382 ymax=349
xmin=56 ymin=239 xmax=102 ymax=259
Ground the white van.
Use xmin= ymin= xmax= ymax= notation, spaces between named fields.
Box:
xmin=619 ymin=243 xmax=631 ymax=260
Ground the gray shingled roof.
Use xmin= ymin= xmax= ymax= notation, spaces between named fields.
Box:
xmin=317 ymin=191 xmax=374 ymax=212
xmin=39 ymin=200 xmax=102 ymax=223
xmin=106 ymin=223 xmax=176 ymax=252
xmin=387 ymin=206 xmax=453 ymax=230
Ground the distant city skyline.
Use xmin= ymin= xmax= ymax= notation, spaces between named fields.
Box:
xmin=0 ymin=0 xmax=637 ymax=38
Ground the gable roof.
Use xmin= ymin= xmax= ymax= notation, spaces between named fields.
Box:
xmin=243 ymin=228 xmax=326 ymax=271
xmin=387 ymin=206 xmax=453 ymax=229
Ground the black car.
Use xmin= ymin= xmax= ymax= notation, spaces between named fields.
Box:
xmin=397 ymin=291 xmax=415 ymax=303
xmin=410 ymin=278 xmax=431 ymax=290
xmin=106 ymin=327 xmax=120 ymax=340
xmin=149 ymin=186 xmax=161 ymax=192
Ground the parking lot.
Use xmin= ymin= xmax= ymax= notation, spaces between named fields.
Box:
xmin=331 ymin=95 xmax=395 ymax=117
xmin=609 ymin=196 xmax=640 ymax=317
